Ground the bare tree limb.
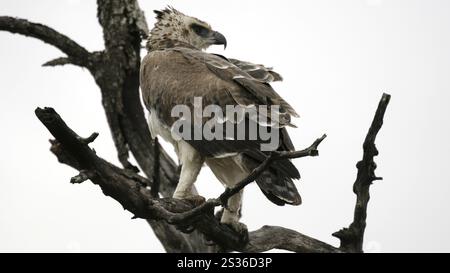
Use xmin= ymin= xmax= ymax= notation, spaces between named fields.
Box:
xmin=245 ymin=226 xmax=341 ymax=253
xmin=36 ymin=107 xmax=210 ymax=252
xmin=35 ymin=106 xmax=339 ymax=253
xmin=333 ymin=93 xmax=391 ymax=252
xmin=0 ymin=16 xmax=92 ymax=67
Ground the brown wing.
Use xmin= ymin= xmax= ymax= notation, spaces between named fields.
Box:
xmin=228 ymin=58 xmax=283 ymax=82
xmin=211 ymin=54 xmax=283 ymax=83
xmin=173 ymin=48 xmax=299 ymax=118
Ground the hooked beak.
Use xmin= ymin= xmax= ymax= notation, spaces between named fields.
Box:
xmin=212 ymin=31 xmax=227 ymax=49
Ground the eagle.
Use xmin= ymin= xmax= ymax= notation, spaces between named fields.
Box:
xmin=140 ymin=7 xmax=301 ymax=231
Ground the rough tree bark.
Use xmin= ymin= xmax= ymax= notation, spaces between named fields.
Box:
xmin=0 ymin=1 xmax=391 ymax=253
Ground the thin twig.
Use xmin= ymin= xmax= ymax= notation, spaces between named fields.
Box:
xmin=42 ymin=57 xmax=74 ymax=67
xmin=166 ymin=134 xmax=327 ymax=224
xmin=70 ymin=170 xmax=96 ymax=184
xmin=151 ymin=137 xmax=161 ymax=198
xmin=78 ymin=132 xmax=99 ymax=144
xmin=220 ymin=134 xmax=327 ymax=206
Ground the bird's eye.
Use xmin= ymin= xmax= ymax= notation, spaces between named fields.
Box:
xmin=191 ymin=24 xmax=210 ymax=37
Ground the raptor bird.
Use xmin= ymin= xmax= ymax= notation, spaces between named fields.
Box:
xmin=140 ymin=7 xmax=301 ymax=231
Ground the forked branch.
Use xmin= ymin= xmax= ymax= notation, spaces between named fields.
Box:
xmin=35 ymin=106 xmax=336 ymax=252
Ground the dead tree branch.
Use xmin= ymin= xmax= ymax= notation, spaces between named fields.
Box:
xmin=0 ymin=16 xmax=92 ymax=67
xmin=333 ymin=93 xmax=391 ymax=252
xmin=35 ymin=107 xmax=338 ymax=253
xmin=246 ymin=226 xmax=341 ymax=253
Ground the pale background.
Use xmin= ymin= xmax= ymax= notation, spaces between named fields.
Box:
xmin=1 ymin=0 xmax=449 ymax=253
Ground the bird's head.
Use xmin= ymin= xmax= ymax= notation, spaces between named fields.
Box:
xmin=147 ymin=6 xmax=227 ymax=51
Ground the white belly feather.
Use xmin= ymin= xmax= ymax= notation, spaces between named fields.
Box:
xmin=148 ymin=109 xmax=176 ymax=145
xmin=148 ymin=108 xmax=249 ymax=187
xmin=147 ymin=108 xmax=245 ymax=223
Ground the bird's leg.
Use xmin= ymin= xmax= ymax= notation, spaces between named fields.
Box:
xmin=173 ymin=162 xmax=202 ymax=199
xmin=173 ymin=142 xmax=204 ymax=202
xmin=221 ymin=190 xmax=247 ymax=234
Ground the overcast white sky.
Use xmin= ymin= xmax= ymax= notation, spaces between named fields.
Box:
xmin=1 ymin=0 xmax=450 ymax=253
